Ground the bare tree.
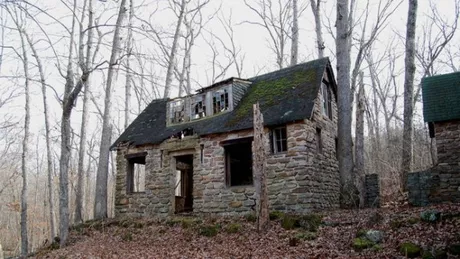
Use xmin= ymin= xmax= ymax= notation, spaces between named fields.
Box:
xmin=354 ymin=71 xmax=365 ymax=207
xmin=336 ymin=0 xmax=354 ymax=207
xmin=309 ymin=0 xmax=324 ymax=58
xmin=164 ymin=0 xmax=187 ymax=98
xmin=75 ymin=0 xmax=94 ymax=225
xmin=290 ymin=0 xmax=298 ymax=65
xmin=217 ymin=10 xmax=245 ymax=78
xmin=94 ymin=0 xmax=128 ymax=220
xmin=124 ymin=0 xmax=133 ymax=128
xmin=244 ymin=0 xmax=292 ymax=69
xmin=401 ymin=0 xmax=418 ymax=185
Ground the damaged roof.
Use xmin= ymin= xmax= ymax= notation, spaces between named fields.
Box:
xmin=422 ymin=71 xmax=460 ymax=123
xmin=111 ymin=57 xmax=335 ymax=150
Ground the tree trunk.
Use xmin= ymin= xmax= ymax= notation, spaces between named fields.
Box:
xmin=290 ymin=0 xmax=298 ymax=66
xmin=355 ymin=72 xmax=365 ymax=207
xmin=336 ymin=0 xmax=355 ymax=208
xmin=163 ymin=0 xmax=186 ymax=98
xmin=253 ymin=103 xmax=268 ymax=232
xmin=310 ymin=0 xmax=324 ymax=58
xmin=23 ymin=30 xmax=56 ymax=239
xmin=19 ymin=27 xmax=30 ymax=258
xmin=94 ymin=0 xmax=128 ymax=220
xmin=402 ymin=0 xmax=418 ymax=189
xmin=124 ymin=0 xmax=133 ymax=128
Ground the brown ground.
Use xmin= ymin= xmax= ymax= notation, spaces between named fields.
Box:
xmin=36 ymin=203 xmax=460 ymax=259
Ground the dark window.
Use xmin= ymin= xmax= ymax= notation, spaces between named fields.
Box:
xmin=126 ymin=153 xmax=146 ymax=193
xmin=170 ymin=100 xmax=185 ymax=123
xmin=192 ymin=95 xmax=206 ymax=120
xmin=213 ymin=89 xmax=229 ymax=114
xmin=321 ymin=82 xmax=332 ymax=119
xmin=225 ymin=141 xmax=253 ymax=186
xmin=272 ymin=127 xmax=287 ymax=153
xmin=316 ymin=128 xmax=323 ymax=153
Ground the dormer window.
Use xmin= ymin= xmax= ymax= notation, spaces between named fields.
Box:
xmin=170 ymin=99 xmax=185 ymax=123
xmin=213 ymin=89 xmax=229 ymax=114
xmin=192 ymin=95 xmax=206 ymax=120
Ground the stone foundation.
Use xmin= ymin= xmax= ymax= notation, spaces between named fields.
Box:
xmin=435 ymin=120 xmax=460 ymax=164
xmin=364 ymin=174 xmax=380 ymax=208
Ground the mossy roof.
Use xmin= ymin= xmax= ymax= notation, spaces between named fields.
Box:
xmin=111 ymin=57 xmax=334 ymax=150
xmin=422 ymin=71 xmax=460 ymax=122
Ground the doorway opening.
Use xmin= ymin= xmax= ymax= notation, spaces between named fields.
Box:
xmin=175 ymin=155 xmax=193 ymax=213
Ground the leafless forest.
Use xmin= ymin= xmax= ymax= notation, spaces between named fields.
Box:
xmin=0 ymin=0 xmax=459 ymax=256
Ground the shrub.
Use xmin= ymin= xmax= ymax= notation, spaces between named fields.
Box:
xmin=225 ymin=223 xmax=242 ymax=233
xmin=296 ymin=231 xmax=317 ymax=241
xmin=269 ymin=211 xmax=285 ymax=220
xmin=199 ymin=224 xmax=219 ymax=237
xmin=245 ymin=213 xmax=257 ymax=222
xmin=297 ymin=214 xmax=323 ymax=232
xmin=281 ymin=215 xmax=297 ymax=230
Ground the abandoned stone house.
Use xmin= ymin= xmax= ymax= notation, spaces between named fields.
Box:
xmin=408 ymin=71 xmax=460 ymax=205
xmin=111 ymin=57 xmax=340 ymax=217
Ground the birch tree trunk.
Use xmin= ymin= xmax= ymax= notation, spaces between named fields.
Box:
xmin=94 ymin=0 xmax=128 ymax=219
xmin=24 ymin=30 xmax=56 ymax=239
xmin=310 ymin=0 xmax=324 ymax=58
xmin=336 ymin=0 xmax=355 ymax=208
xmin=290 ymin=0 xmax=298 ymax=66
xmin=253 ymin=103 xmax=268 ymax=232
xmin=163 ymin=0 xmax=186 ymax=98
xmin=75 ymin=0 xmax=94 ymax=225
xmin=402 ymin=0 xmax=418 ymax=189
xmin=355 ymin=72 xmax=365 ymax=207
xmin=19 ymin=27 xmax=30 ymax=258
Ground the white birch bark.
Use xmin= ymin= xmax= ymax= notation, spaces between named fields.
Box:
xmin=94 ymin=0 xmax=128 ymax=219
xmin=290 ymin=0 xmax=298 ymax=66
xmin=402 ymin=0 xmax=418 ymax=186
xmin=124 ymin=0 xmax=133 ymax=128
xmin=163 ymin=0 xmax=186 ymax=98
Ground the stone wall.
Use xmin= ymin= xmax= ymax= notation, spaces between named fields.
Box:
xmin=435 ymin=120 xmax=460 ymax=164
xmin=408 ymin=165 xmax=460 ymax=206
xmin=114 ymin=84 xmax=340 ymax=218
xmin=364 ymin=174 xmax=380 ymax=208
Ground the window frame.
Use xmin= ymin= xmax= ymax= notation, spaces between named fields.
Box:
xmin=271 ymin=126 xmax=288 ymax=154
xmin=212 ymin=88 xmax=230 ymax=115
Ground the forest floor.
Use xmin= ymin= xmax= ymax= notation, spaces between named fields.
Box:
xmin=36 ymin=203 xmax=460 ymax=259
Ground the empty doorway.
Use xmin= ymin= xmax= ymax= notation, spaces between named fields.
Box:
xmin=175 ymin=155 xmax=193 ymax=213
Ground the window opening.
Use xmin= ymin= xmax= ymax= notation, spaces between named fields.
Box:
xmin=272 ymin=126 xmax=287 ymax=153
xmin=316 ymin=128 xmax=323 ymax=153
xmin=225 ymin=140 xmax=253 ymax=186
xmin=213 ymin=88 xmax=229 ymax=114
xmin=126 ymin=154 xmax=146 ymax=193
xmin=170 ymin=99 xmax=185 ymax=123
xmin=192 ymin=95 xmax=206 ymax=120
xmin=321 ymin=82 xmax=332 ymax=119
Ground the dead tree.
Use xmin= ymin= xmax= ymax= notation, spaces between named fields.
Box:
xmin=401 ymin=0 xmax=418 ymax=187
xmin=94 ymin=0 xmax=128 ymax=220
xmin=253 ymin=103 xmax=268 ymax=232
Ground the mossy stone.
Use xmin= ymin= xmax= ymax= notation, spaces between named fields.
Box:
xmin=422 ymin=249 xmax=447 ymax=259
xmin=399 ymin=242 xmax=421 ymax=258
xmin=449 ymin=243 xmax=460 ymax=255
xmin=352 ymin=238 xmax=374 ymax=251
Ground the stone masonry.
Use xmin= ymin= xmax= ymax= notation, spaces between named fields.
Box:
xmin=115 ymin=86 xmax=340 ymax=218
xmin=364 ymin=174 xmax=380 ymax=208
